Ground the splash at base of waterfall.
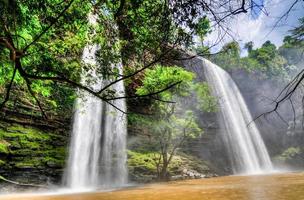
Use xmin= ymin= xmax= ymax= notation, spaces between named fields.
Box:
xmin=202 ymin=58 xmax=273 ymax=175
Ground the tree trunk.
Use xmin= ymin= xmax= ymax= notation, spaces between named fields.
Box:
xmin=159 ymin=152 xmax=169 ymax=181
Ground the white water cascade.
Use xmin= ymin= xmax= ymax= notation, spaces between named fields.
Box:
xmin=64 ymin=44 xmax=127 ymax=188
xmin=202 ymin=58 xmax=273 ymax=174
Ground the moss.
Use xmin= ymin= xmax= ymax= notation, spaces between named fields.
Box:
xmin=128 ymin=150 xmax=211 ymax=180
xmin=10 ymin=148 xmax=67 ymax=168
xmin=0 ymin=141 xmax=9 ymax=154
xmin=0 ymin=125 xmax=50 ymax=141
xmin=176 ymin=152 xmax=211 ymax=172
xmin=44 ymin=147 xmax=67 ymax=159
xmin=273 ymin=147 xmax=303 ymax=166
xmin=0 ymin=159 xmax=6 ymax=166
xmin=42 ymin=157 xmax=65 ymax=167
xmin=14 ymin=158 xmax=44 ymax=168
xmin=18 ymin=140 xmax=41 ymax=149
xmin=274 ymin=147 xmax=302 ymax=162
xmin=11 ymin=149 xmax=42 ymax=156
xmin=128 ymin=150 xmax=158 ymax=174
xmin=0 ymin=123 xmax=67 ymax=170
xmin=0 ymin=125 xmax=51 ymax=151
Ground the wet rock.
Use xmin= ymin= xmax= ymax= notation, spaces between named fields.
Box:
xmin=178 ymin=168 xmax=213 ymax=180
xmin=171 ymin=175 xmax=183 ymax=181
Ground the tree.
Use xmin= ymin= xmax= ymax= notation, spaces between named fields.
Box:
xmin=153 ymin=109 xmax=201 ymax=180
xmin=0 ymin=0 xmax=215 ymax=120
xmin=289 ymin=17 xmax=304 ymax=41
xmin=0 ymin=0 xmax=92 ymax=121
xmin=279 ymin=19 xmax=304 ymax=67
xmin=248 ymin=40 xmax=288 ymax=78
xmin=210 ymin=41 xmax=241 ymax=71
xmin=254 ymin=17 xmax=304 ymax=122
xmin=211 ymin=40 xmax=291 ymax=80
xmin=1 ymin=0 xmax=300 ymax=122
xmin=244 ymin=41 xmax=254 ymax=53
xmin=134 ymin=65 xmax=217 ymax=180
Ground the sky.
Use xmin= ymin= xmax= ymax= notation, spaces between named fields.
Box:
xmin=205 ymin=0 xmax=304 ymax=54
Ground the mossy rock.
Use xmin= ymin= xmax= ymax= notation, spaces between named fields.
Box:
xmin=0 ymin=140 xmax=10 ymax=154
xmin=14 ymin=158 xmax=44 ymax=169
xmin=43 ymin=157 xmax=65 ymax=168
xmin=127 ymin=150 xmax=212 ymax=182
xmin=273 ymin=147 xmax=304 ymax=168
xmin=128 ymin=150 xmax=157 ymax=174
xmin=0 ymin=122 xmax=67 ymax=172
xmin=0 ymin=159 xmax=6 ymax=166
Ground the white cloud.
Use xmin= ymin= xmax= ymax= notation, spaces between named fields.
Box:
xmin=205 ymin=0 xmax=304 ymax=53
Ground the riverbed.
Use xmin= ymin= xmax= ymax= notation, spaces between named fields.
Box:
xmin=1 ymin=172 xmax=304 ymax=200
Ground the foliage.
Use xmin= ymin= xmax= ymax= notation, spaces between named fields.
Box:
xmin=278 ymin=18 xmax=304 ymax=69
xmin=194 ymin=83 xmax=218 ymax=112
xmin=210 ymin=40 xmax=295 ymax=81
xmin=136 ymin=65 xmax=217 ymax=113
xmin=136 ymin=65 xmax=194 ymax=102
xmin=128 ymin=150 xmax=158 ymax=174
xmin=210 ymin=41 xmax=242 ymax=71
xmin=127 ymin=150 xmax=211 ymax=181
xmin=0 ymin=0 xmax=95 ymax=117
xmin=211 ymin=17 xmax=304 ymax=82
xmin=273 ymin=145 xmax=304 ymax=169
xmin=193 ymin=16 xmax=211 ymax=40
xmin=248 ymin=41 xmax=288 ymax=78
xmin=133 ymin=65 xmax=217 ymax=179
xmin=107 ymin=0 xmax=212 ymax=65
xmin=290 ymin=17 xmax=304 ymax=41
xmin=0 ymin=0 xmax=215 ymax=120
xmin=282 ymin=147 xmax=301 ymax=158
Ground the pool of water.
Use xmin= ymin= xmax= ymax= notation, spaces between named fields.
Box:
xmin=1 ymin=172 xmax=304 ymax=200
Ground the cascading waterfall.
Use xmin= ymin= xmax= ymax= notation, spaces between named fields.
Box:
xmin=201 ymin=58 xmax=273 ymax=174
xmin=99 ymin=63 xmax=128 ymax=187
xmin=64 ymin=16 xmax=127 ymax=188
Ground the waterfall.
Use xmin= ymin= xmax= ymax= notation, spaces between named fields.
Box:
xmin=201 ymin=58 xmax=273 ymax=174
xmin=64 ymin=44 xmax=128 ymax=188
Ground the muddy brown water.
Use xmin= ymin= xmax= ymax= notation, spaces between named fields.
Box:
xmin=1 ymin=172 xmax=304 ymax=200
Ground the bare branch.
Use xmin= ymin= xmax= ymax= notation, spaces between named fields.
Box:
xmin=253 ymin=71 xmax=304 ymax=124
xmin=0 ymin=65 xmax=17 ymax=110
xmin=105 ymin=81 xmax=182 ymax=100
xmin=23 ymin=77 xmax=48 ymax=119
xmin=265 ymin=0 xmax=301 ymax=38
xmin=97 ymin=45 xmax=176 ymax=95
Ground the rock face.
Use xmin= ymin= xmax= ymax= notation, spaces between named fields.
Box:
xmin=0 ymin=122 xmax=67 ymax=187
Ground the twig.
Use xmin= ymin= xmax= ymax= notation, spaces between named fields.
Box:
xmin=0 ymin=65 xmax=17 ymax=110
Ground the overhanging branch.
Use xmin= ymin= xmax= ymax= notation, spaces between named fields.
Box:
xmin=0 ymin=65 xmax=17 ymax=110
